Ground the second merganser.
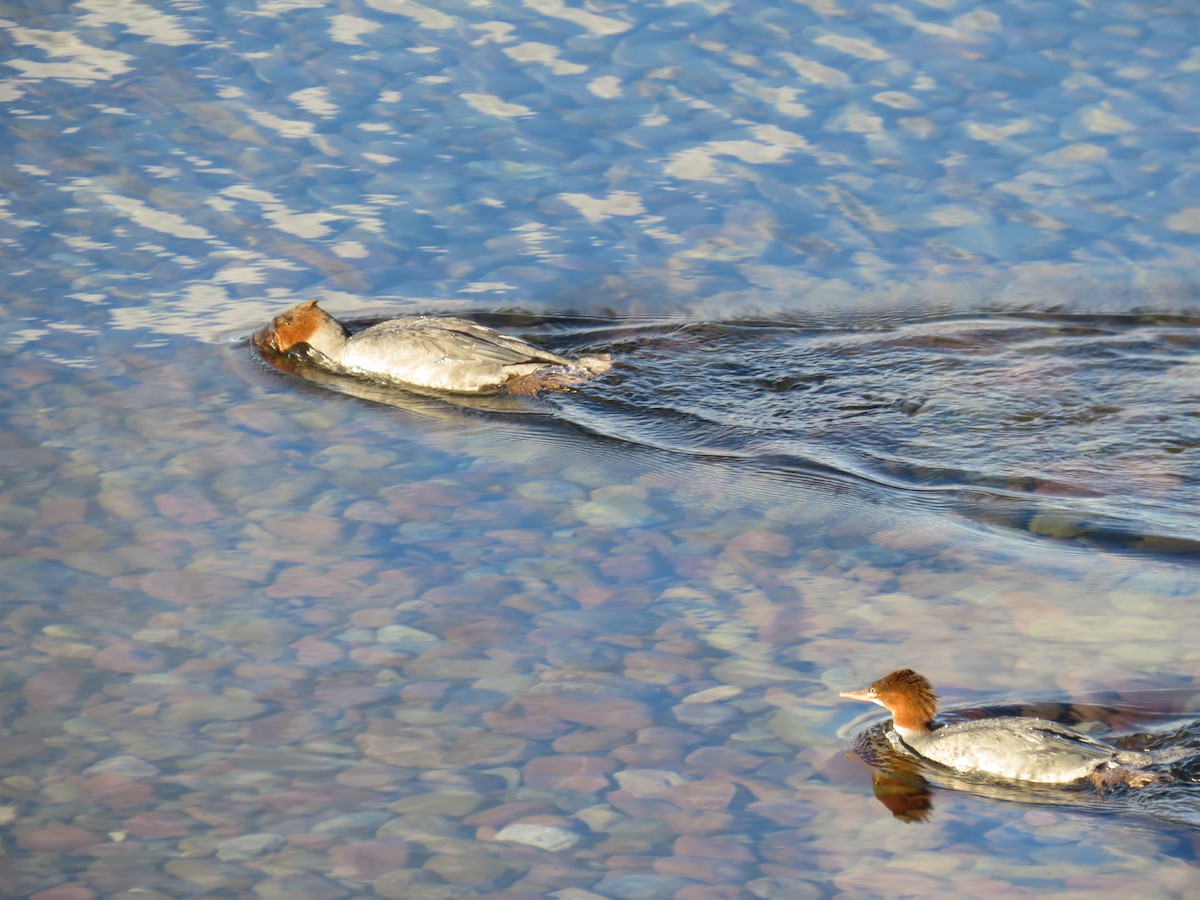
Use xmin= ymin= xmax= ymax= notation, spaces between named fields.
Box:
xmin=254 ymin=300 xmax=611 ymax=394
xmin=840 ymin=669 xmax=1166 ymax=788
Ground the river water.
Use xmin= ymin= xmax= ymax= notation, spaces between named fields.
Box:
xmin=3 ymin=0 xmax=1200 ymax=896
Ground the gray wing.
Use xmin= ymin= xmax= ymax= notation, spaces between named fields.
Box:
xmin=357 ymin=317 xmax=573 ymax=367
xmin=937 ymin=718 xmax=1119 ymax=759
xmin=912 ymin=718 xmax=1149 ymax=781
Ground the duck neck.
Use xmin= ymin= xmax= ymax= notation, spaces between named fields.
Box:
xmin=892 ymin=719 xmax=933 ymax=739
xmin=888 ymin=699 xmax=935 ymax=736
xmin=302 ymin=318 xmax=351 ymax=359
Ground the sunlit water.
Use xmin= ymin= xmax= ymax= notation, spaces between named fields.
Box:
xmin=3 ymin=0 xmax=1200 ymax=896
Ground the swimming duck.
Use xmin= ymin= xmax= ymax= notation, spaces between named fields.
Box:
xmin=840 ymin=669 xmax=1169 ymax=788
xmin=254 ymin=300 xmax=611 ymax=394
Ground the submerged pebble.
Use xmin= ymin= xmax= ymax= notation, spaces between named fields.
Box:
xmin=494 ymin=822 xmax=581 ymax=851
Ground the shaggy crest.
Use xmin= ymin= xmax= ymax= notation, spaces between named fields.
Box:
xmin=872 ymin=669 xmax=939 ymax=727
xmin=840 ymin=668 xmax=940 ymax=731
xmin=264 ymin=300 xmax=346 ymax=352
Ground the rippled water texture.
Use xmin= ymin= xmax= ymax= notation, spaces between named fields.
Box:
xmin=3 ymin=0 xmax=1200 ymax=897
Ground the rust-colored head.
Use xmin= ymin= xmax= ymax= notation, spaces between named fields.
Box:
xmin=254 ymin=300 xmax=345 ymax=354
xmin=840 ymin=668 xmax=938 ymax=731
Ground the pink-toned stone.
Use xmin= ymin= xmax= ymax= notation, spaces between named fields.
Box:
xmin=662 ymin=808 xmax=735 ymax=835
xmin=91 ymin=639 xmax=165 ymax=674
xmin=482 ymin=529 xmax=545 ymax=550
xmin=666 ymin=780 xmax=736 ymax=810
xmin=291 ymin=636 xmax=344 ymax=666
xmin=357 ymin=734 xmax=448 ymax=768
xmin=654 ymin=855 xmax=752 ymax=884
xmin=239 ymin=711 xmax=322 ymax=745
xmin=313 ymin=681 xmax=389 ymax=708
xmin=286 ymin=833 xmax=338 ymax=852
xmin=159 ymin=694 xmax=265 ymax=725
xmin=675 ymin=835 xmax=756 ymax=862
xmin=575 ymin=585 xmax=617 ymax=608
xmin=163 ymin=858 xmax=255 ymax=889
xmin=399 ymin=681 xmax=451 ymax=704
xmin=36 ymin=496 xmax=87 ymax=527
xmin=523 ymin=862 xmax=596 ymax=890
xmin=143 ymin=609 xmax=182 ymax=626
xmin=182 ymin=806 xmax=240 ymax=828
xmin=29 ymin=886 xmax=96 ymax=900
xmin=607 ymin=793 xmax=676 ymax=819
xmin=122 ymin=809 xmax=195 ymax=839
xmin=463 ymin=802 xmax=556 ymax=827
xmin=79 ymin=773 xmax=154 ymax=810
xmin=834 ymin=866 xmax=944 ymax=895
xmin=507 ymin=814 xmax=576 ymax=829
xmin=676 ymin=886 xmax=746 ymax=900
xmin=635 ymin=726 xmax=702 ymax=751
xmin=170 ymin=658 xmax=230 ymax=676
xmin=605 ymin=854 xmax=659 ymax=870
xmin=349 ymin=608 xmax=397 ymax=628
xmin=232 ymin=662 xmax=308 ymax=681
xmin=0 ymin=734 xmax=52 ymax=766
xmin=671 ymin=553 xmax=716 ymax=579
xmin=343 ymin=500 xmax=397 ymax=524
xmin=683 ymin=746 xmax=763 ymax=773
xmin=226 ymin=404 xmax=293 ymax=435
xmin=262 ymin=513 xmax=344 ymax=544
xmin=1000 ymin=589 xmax=1067 ymax=633
xmin=154 ymin=492 xmax=221 ymax=524
xmin=295 ymin=607 xmax=340 ymax=627
xmin=610 ymin=742 xmax=683 ymax=767
xmin=552 ymin=730 xmax=627 ymax=753
xmin=135 ymin=571 xmax=247 ymax=605
xmin=624 ymin=651 xmax=705 ymax=681
xmin=745 ymin=799 xmax=812 ymax=827
xmin=266 ymin=575 xmax=360 ymax=601
xmin=731 ymin=777 xmax=792 ymax=804
xmin=337 ymin=762 xmax=412 ymax=789
xmin=613 ymin=769 xmax=685 ymax=799
xmin=482 ymin=710 xmax=573 ymax=740
xmin=9 ymin=365 xmax=54 ymax=389
xmin=598 ymin=554 xmax=656 ymax=582
xmin=725 ymin=530 xmax=792 ymax=556
xmin=870 ymin=524 xmax=942 ymax=552
xmin=527 ymin=626 xmax=587 ymax=647
xmin=358 ymin=732 xmax=526 ymax=769
xmin=381 ymin=482 xmax=473 ymax=515
xmin=22 ymin=668 xmax=84 ymax=711
xmin=328 ymin=839 xmax=410 ymax=881
xmin=447 ymin=619 xmax=522 ymax=646
xmin=16 ymin=823 xmax=104 ymax=852
xmin=83 ymin=756 xmax=158 ymax=778
xmin=522 ymin=755 xmax=616 ymax=792
xmin=347 ymin=646 xmax=408 ymax=667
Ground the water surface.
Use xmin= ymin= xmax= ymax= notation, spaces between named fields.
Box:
xmin=3 ymin=0 xmax=1200 ymax=896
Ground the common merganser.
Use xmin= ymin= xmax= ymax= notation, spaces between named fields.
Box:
xmin=840 ymin=669 xmax=1166 ymax=788
xmin=254 ymin=300 xmax=611 ymax=394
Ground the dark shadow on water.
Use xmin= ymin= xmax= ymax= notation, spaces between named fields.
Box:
xmin=249 ymin=310 xmax=1200 ymax=561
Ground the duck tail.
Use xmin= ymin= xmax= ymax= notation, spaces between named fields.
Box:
xmin=575 ymin=353 xmax=612 ymax=375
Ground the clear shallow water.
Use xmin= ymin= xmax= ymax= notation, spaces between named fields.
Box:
xmin=3 ymin=0 xmax=1200 ymax=896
